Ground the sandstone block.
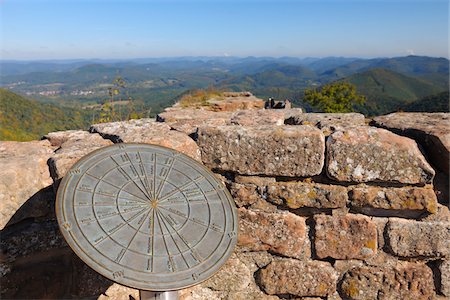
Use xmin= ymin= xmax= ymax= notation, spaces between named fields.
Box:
xmin=47 ymin=133 xmax=113 ymax=182
xmin=202 ymin=254 xmax=252 ymax=292
xmin=285 ymin=112 xmax=365 ymax=135
xmin=198 ymin=125 xmax=325 ymax=176
xmin=350 ymin=185 xmax=438 ymax=214
xmin=238 ymin=208 xmax=308 ymax=259
xmin=230 ymin=109 xmax=285 ymax=126
xmin=439 ymin=260 xmax=450 ymax=297
xmin=386 ymin=218 xmax=450 ymax=258
xmin=267 ymin=181 xmax=348 ymax=209
xmin=157 ymin=109 xmax=232 ymax=136
xmin=314 ymin=214 xmax=377 ymax=260
xmin=90 ymin=118 xmax=201 ymax=160
xmin=208 ymin=95 xmax=265 ymax=111
xmin=234 ymin=175 xmax=276 ymax=186
xmin=340 ymin=263 xmax=435 ymax=300
xmin=373 ymin=112 xmax=450 ymax=174
xmin=326 ymin=127 xmax=435 ymax=184
xmin=229 ymin=183 xmax=262 ymax=207
xmin=0 ymin=140 xmax=55 ymax=229
xmin=43 ymin=130 xmax=92 ymax=147
xmin=258 ymin=259 xmax=337 ymax=297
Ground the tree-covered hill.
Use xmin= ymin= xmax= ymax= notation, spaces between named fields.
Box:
xmin=340 ymin=68 xmax=445 ymax=115
xmin=0 ymin=88 xmax=91 ymax=141
xmin=401 ymin=91 xmax=449 ymax=113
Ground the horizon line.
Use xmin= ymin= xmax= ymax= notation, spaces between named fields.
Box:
xmin=1 ymin=54 xmax=449 ymax=63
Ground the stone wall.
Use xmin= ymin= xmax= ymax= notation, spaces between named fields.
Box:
xmin=1 ymin=106 xmax=449 ymax=300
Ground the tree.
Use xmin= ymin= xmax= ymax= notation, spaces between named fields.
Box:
xmin=303 ymin=82 xmax=366 ymax=113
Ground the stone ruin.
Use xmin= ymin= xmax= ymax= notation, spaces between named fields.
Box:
xmin=1 ymin=95 xmax=449 ymax=299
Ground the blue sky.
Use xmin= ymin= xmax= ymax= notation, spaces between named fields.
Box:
xmin=0 ymin=0 xmax=448 ymax=60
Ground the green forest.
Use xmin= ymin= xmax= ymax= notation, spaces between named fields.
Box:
xmin=0 ymin=88 xmax=91 ymax=141
xmin=0 ymin=55 xmax=448 ymax=141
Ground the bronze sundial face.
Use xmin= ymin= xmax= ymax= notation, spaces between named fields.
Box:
xmin=56 ymin=144 xmax=238 ymax=291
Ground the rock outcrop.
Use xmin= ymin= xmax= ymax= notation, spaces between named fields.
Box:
xmin=1 ymin=100 xmax=449 ymax=300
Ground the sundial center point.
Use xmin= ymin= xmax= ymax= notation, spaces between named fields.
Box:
xmin=151 ymin=199 xmax=159 ymax=208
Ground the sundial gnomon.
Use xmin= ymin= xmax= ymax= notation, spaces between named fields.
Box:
xmin=56 ymin=143 xmax=238 ymax=291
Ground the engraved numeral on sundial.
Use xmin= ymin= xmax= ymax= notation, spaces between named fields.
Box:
xmin=211 ymin=223 xmax=224 ymax=233
xmin=228 ymin=231 xmax=236 ymax=238
xmin=62 ymin=222 xmax=71 ymax=231
xmin=81 ymin=218 xmax=93 ymax=224
xmin=118 ymin=144 xmax=126 ymax=149
xmin=120 ymin=154 xmax=129 ymax=162
xmin=112 ymin=270 xmax=124 ymax=278
xmin=70 ymin=168 xmax=81 ymax=175
xmin=165 ymin=157 xmax=174 ymax=165
xmin=159 ymin=167 xmax=168 ymax=177
xmin=192 ymin=273 xmax=199 ymax=281
xmin=78 ymin=184 xmax=92 ymax=192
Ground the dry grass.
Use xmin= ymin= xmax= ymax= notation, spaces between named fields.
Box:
xmin=178 ymin=88 xmax=224 ymax=108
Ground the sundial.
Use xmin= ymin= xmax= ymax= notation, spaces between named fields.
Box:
xmin=56 ymin=143 xmax=238 ymax=293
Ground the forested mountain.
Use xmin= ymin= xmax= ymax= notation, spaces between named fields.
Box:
xmin=341 ymin=68 xmax=444 ymax=115
xmin=0 ymin=55 xmax=448 ymax=123
xmin=0 ymin=88 xmax=91 ymax=141
xmin=401 ymin=91 xmax=449 ymax=113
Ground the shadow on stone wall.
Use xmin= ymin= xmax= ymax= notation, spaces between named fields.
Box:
xmin=1 ymin=186 xmax=117 ymax=299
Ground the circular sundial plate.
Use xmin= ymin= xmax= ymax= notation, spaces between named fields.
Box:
xmin=56 ymin=143 xmax=238 ymax=291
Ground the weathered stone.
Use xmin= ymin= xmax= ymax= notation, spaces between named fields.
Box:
xmin=230 ymin=109 xmax=285 ymax=126
xmin=208 ymin=94 xmax=265 ymax=112
xmin=0 ymin=140 xmax=55 ymax=229
xmin=47 ymin=132 xmax=113 ymax=182
xmin=43 ymin=130 xmax=92 ymax=147
xmin=340 ymin=263 xmax=435 ymax=300
xmin=238 ymin=208 xmax=308 ymax=259
xmin=235 ymin=251 xmax=274 ymax=273
xmin=386 ymin=218 xmax=450 ymax=258
xmin=258 ymin=259 xmax=337 ymax=297
xmin=230 ymin=176 xmax=276 ymax=208
xmin=229 ymin=183 xmax=262 ymax=207
xmin=202 ymin=254 xmax=252 ymax=292
xmin=314 ymin=214 xmax=377 ymax=260
xmin=234 ymin=175 xmax=276 ymax=185
xmin=266 ymin=182 xmax=348 ymax=209
xmin=439 ymin=260 xmax=450 ymax=297
xmin=326 ymin=127 xmax=435 ymax=184
xmin=350 ymin=185 xmax=438 ymax=214
xmin=157 ymin=109 xmax=232 ymax=136
xmin=373 ymin=112 xmax=450 ymax=174
xmin=285 ymin=112 xmax=366 ymax=135
xmin=198 ymin=125 xmax=325 ymax=176
xmin=97 ymin=284 xmax=139 ymax=300
xmin=421 ymin=203 xmax=450 ymax=222
xmin=90 ymin=118 xmax=201 ymax=160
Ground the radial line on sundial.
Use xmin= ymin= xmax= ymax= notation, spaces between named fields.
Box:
xmin=110 ymin=156 xmax=152 ymax=201
xmin=85 ymin=172 xmax=149 ymax=203
xmin=157 ymin=176 xmax=204 ymax=204
xmin=157 ymin=210 xmax=206 ymax=265
xmin=124 ymin=151 xmax=154 ymax=200
xmin=116 ymin=209 xmax=152 ymax=263
xmin=155 ymin=208 xmax=175 ymax=272
xmin=155 ymin=156 xmax=176 ymax=200
xmin=137 ymin=151 xmax=154 ymax=199
xmin=156 ymin=210 xmax=190 ymax=268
